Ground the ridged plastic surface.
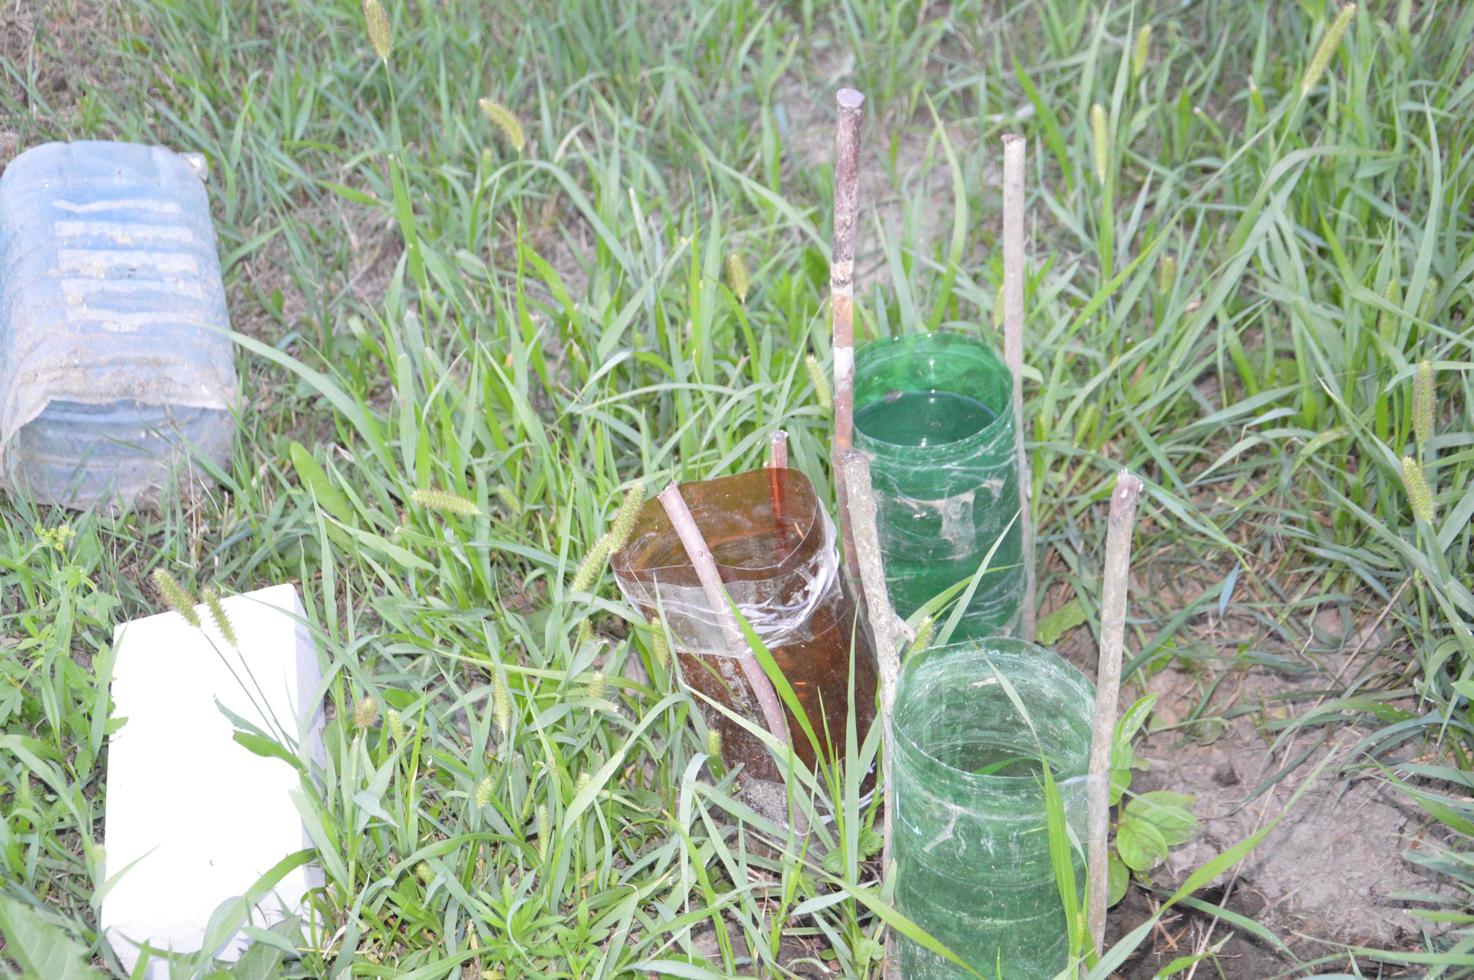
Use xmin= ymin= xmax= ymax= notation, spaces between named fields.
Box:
xmin=892 ymin=639 xmax=1094 ymax=978
xmin=853 ymin=331 xmax=1023 ymax=637
xmin=0 ymin=141 xmax=236 ymax=509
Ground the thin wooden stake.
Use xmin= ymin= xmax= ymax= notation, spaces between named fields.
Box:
xmin=768 ymin=429 xmax=791 ymax=555
xmin=768 ymin=429 xmax=788 ymax=470
xmin=656 ymin=482 xmax=791 ymax=753
xmin=1002 ymin=132 xmax=1036 ymax=642
xmin=1086 ymin=471 xmax=1144 ymax=958
xmin=840 ymin=449 xmax=912 ymax=980
xmin=831 ymin=88 xmax=865 ymax=592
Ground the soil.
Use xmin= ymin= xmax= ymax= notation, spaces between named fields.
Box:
xmin=1104 ymin=886 xmax=1288 ymax=979
xmin=1049 ymin=567 xmax=1450 ymax=972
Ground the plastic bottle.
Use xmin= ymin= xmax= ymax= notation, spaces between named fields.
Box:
xmin=0 ymin=141 xmax=236 ymax=509
xmin=612 ymin=468 xmax=878 ymax=817
xmin=892 ymin=638 xmax=1093 ymax=978
xmin=853 ymin=331 xmax=1022 ymax=637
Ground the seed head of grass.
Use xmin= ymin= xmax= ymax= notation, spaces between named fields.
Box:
xmin=387 ymin=708 xmax=408 ymax=742
xmin=411 ymin=487 xmax=482 ymax=517
xmin=1301 ymin=4 xmax=1357 ymax=97
xmin=474 ymin=776 xmax=493 ymax=809
xmin=725 ymin=252 xmax=750 ymax=303
xmin=353 ymin=696 xmax=380 ymax=730
xmin=478 ymin=99 xmax=526 ymax=154
xmin=1090 ymin=104 xmax=1110 ymax=185
xmin=705 ymin=728 xmax=722 ymax=759
xmin=494 ymin=484 xmax=522 ymax=516
xmin=569 ymin=486 xmax=644 ymax=594
xmin=805 ymin=353 xmax=833 ymax=410
xmin=493 ymin=675 xmax=511 ymax=737
xmin=1414 ymin=360 xmax=1435 ymax=448
xmin=152 ymin=569 xmax=200 ymax=628
xmin=1131 ymin=25 xmax=1152 ymax=81
xmin=1378 ymin=277 xmax=1402 ymax=341
xmin=569 ymin=535 xmax=615 ymax=594
xmin=362 ymin=0 xmax=392 ymax=60
xmin=908 ymin=616 xmax=935 ymax=656
xmin=648 ymin=618 xmax=670 ymax=669
xmin=609 ymin=482 xmax=645 ymax=551
xmin=587 ymin=671 xmax=606 ymax=701
xmin=1158 ymin=254 xmax=1176 ymax=294
xmin=1400 ymin=456 xmax=1435 ymax=523
xmin=200 ymin=586 xmax=238 ymax=648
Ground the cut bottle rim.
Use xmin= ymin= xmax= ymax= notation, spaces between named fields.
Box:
xmin=892 ymin=638 xmax=1093 ymax=787
xmin=611 ymin=467 xmax=827 ymax=583
xmin=853 ymin=331 xmax=1014 ymax=459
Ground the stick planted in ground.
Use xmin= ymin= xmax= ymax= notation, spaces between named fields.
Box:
xmin=1085 ymin=470 xmax=1144 ymax=957
xmin=1002 ymin=132 xmax=1036 ymax=642
xmin=831 ymin=87 xmax=865 ymax=591
xmin=768 ymin=429 xmax=791 ymax=553
xmin=840 ymin=449 xmax=913 ymax=980
xmin=655 ymin=482 xmax=791 ymax=752
xmin=768 ymin=429 xmax=788 ymax=470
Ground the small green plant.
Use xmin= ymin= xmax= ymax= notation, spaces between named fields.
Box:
xmin=1107 ymin=695 xmax=1199 ymax=906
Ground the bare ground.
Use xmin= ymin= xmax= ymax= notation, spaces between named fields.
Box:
xmin=1049 ymin=559 xmax=1448 ymax=973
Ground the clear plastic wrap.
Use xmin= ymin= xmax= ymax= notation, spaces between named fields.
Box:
xmin=892 ymin=639 xmax=1094 ymax=978
xmin=853 ymin=331 xmax=1022 ymax=637
xmin=612 ymin=468 xmax=878 ymax=808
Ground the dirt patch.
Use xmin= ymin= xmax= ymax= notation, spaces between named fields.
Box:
xmin=1048 ymin=558 xmax=1447 ymax=966
xmin=1 ymin=0 xmax=139 ymax=140
xmin=1105 ymin=885 xmax=1289 ymax=979
xmin=1137 ymin=660 xmax=1443 ymax=952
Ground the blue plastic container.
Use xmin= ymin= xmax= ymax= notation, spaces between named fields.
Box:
xmin=0 ymin=141 xmax=237 ymax=509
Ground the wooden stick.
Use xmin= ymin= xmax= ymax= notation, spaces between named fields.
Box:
xmin=831 ymin=88 xmax=865 ymax=592
xmin=656 ymin=483 xmax=791 ymax=753
xmin=840 ymin=449 xmax=912 ymax=980
xmin=839 ymin=451 xmax=909 ymax=738
xmin=1002 ymin=133 xmax=1036 ymax=643
xmin=1086 ymin=470 xmax=1143 ymax=958
xmin=768 ymin=429 xmax=788 ymax=470
xmin=768 ymin=429 xmax=790 ymax=555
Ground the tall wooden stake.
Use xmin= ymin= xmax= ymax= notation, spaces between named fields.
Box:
xmin=831 ymin=88 xmax=865 ymax=592
xmin=1086 ymin=471 xmax=1143 ymax=958
xmin=1002 ymin=133 xmax=1036 ymax=642
xmin=841 ymin=449 xmax=912 ymax=980
xmin=656 ymin=484 xmax=791 ymax=753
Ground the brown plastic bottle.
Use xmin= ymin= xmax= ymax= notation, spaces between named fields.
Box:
xmin=612 ymin=468 xmax=877 ymax=811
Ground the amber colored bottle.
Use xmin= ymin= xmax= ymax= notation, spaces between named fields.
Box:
xmin=612 ymin=469 xmax=877 ymax=800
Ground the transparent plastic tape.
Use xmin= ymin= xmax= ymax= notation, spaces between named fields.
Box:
xmin=0 ymin=141 xmax=237 ymax=509
xmin=891 ymin=638 xmax=1098 ymax=980
xmin=853 ymin=331 xmax=1023 ymax=638
xmin=611 ymin=468 xmax=879 ymax=792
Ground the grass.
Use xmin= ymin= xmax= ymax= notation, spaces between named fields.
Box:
xmin=1 ymin=0 xmax=1472 ymax=975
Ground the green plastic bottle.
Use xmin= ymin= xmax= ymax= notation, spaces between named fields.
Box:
xmin=853 ymin=332 xmax=1022 ymax=637
xmin=892 ymin=639 xmax=1093 ymax=978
